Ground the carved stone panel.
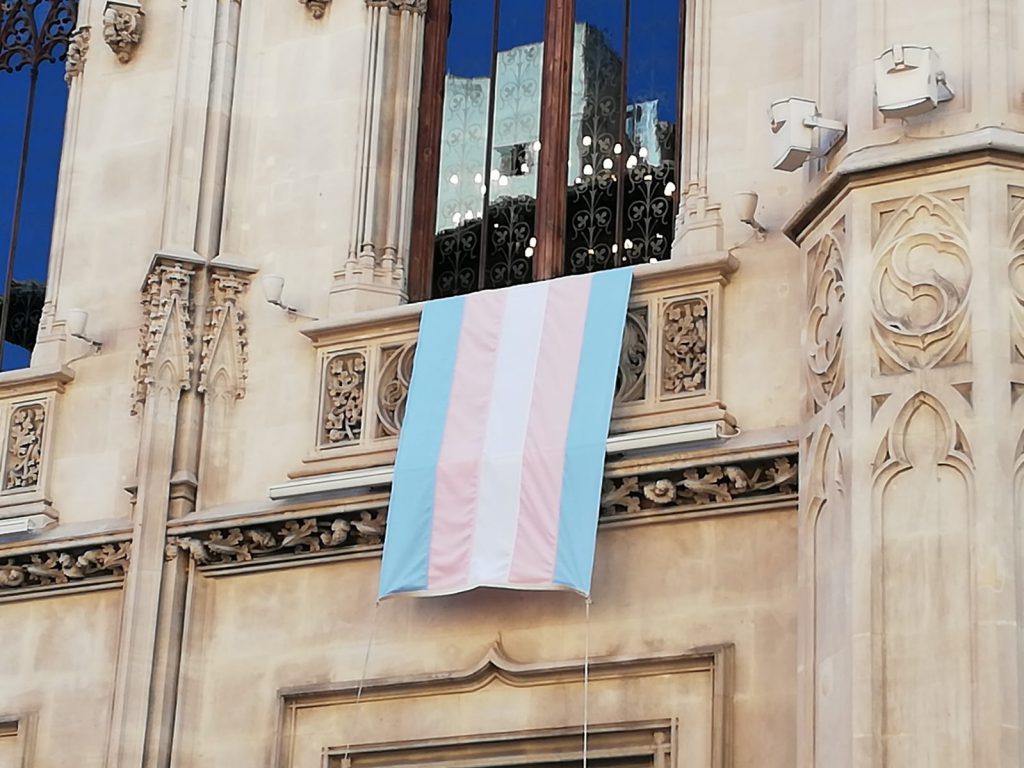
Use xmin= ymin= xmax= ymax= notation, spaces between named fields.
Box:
xmin=1009 ymin=189 xmax=1024 ymax=362
xmin=64 ymin=25 xmax=90 ymax=83
xmin=321 ymin=352 xmax=367 ymax=446
xmin=661 ymin=297 xmax=708 ymax=397
xmin=3 ymin=403 xmax=45 ymax=492
xmin=615 ymin=307 xmax=648 ymax=405
xmin=376 ymin=342 xmax=416 ymax=438
xmin=871 ymin=193 xmax=972 ymax=373
xmin=806 ymin=220 xmax=845 ymax=412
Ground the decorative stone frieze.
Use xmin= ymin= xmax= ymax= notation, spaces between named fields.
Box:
xmin=168 ymin=510 xmax=386 ymax=566
xmin=199 ymin=272 xmax=249 ymax=400
xmin=321 ymin=352 xmax=367 ymax=446
xmin=132 ymin=259 xmax=196 ymax=416
xmin=601 ymin=454 xmax=797 ymax=517
xmin=0 ymin=540 xmax=130 ymax=593
xmin=299 ymin=0 xmax=330 ymax=19
xmin=3 ymin=403 xmax=45 ymax=491
xmin=64 ymin=26 xmax=90 ymax=83
xmin=661 ymin=297 xmax=708 ymax=396
xmin=102 ymin=1 xmax=144 ymax=64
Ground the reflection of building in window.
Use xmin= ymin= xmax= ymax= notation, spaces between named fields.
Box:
xmin=435 ymin=24 xmax=674 ymax=234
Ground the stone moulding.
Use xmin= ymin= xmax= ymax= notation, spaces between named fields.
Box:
xmin=0 ymin=539 xmax=130 ymax=598
xmin=170 ymin=449 xmax=796 ymax=572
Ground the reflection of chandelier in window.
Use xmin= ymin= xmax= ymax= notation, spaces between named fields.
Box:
xmin=411 ymin=0 xmax=684 ymax=301
xmin=0 ymin=0 xmax=76 ymax=369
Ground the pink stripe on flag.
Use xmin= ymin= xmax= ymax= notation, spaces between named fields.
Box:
xmin=427 ymin=292 xmax=506 ymax=590
xmin=508 ymin=275 xmax=592 ymax=584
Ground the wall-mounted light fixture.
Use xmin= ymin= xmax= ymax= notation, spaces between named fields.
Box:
xmin=261 ymin=274 xmax=318 ymax=321
xmin=64 ymin=309 xmax=103 ymax=363
xmin=734 ymin=191 xmax=767 ymax=240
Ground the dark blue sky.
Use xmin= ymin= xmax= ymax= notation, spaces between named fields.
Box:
xmin=447 ymin=0 xmax=680 ymax=121
xmin=0 ymin=59 xmax=67 ymax=369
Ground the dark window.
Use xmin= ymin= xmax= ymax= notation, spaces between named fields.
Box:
xmin=0 ymin=0 xmax=75 ymax=370
xmin=409 ymin=0 xmax=683 ymax=301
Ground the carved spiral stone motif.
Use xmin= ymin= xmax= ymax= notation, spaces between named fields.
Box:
xmin=806 ymin=223 xmax=845 ymax=410
xmin=615 ymin=307 xmax=648 ymax=405
xmin=376 ymin=342 xmax=416 ymax=437
xmin=871 ymin=194 xmax=971 ymax=372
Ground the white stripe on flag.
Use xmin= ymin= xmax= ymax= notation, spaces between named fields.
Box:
xmin=467 ymin=281 xmax=549 ymax=586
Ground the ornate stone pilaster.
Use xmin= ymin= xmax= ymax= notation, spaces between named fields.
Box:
xmin=330 ymin=0 xmax=427 ymax=316
xmin=102 ymin=0 xmax=144 ymax=64
xmin=795 ymin=171 xmax=1024 ymax=768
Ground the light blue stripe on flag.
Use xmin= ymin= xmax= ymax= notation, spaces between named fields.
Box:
xmin=378 ymin=295 xmax=465 ymax=599
xmin=553 ymin=268 xmax=634 ymax=594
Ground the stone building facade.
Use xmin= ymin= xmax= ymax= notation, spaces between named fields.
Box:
xmin=0 ymin=1 xmax=1022 ymax=767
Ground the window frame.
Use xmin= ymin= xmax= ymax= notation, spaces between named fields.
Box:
xmin=408 ymin=0 xmax=685 ymax=302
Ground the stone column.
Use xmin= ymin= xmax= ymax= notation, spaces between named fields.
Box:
xmin=330 ymin=0 xmax=427 ymax=316
xmin=793 ymin=2 xmax=1024 ymax=764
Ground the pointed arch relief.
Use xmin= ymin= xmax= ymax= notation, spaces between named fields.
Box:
xmin=1008 ymin=189 xmax=1024 ymax=361
xmin=871 ymin=194 xmax=972 ymax=374
xmin=806 ymin=220 xmax=846 ymax=413
xmin=873 ymin=392 xmax=974 ymax=765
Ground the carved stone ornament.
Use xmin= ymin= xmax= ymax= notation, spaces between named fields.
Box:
xmin=168 ymin=511 xmax=386 ymax=565
xmin=199 ymin=273 xmax=249 ymax=400
xmin=600 ymin=454 xmax=797 ymax=517
xmin=322 ymin=352 xmax=366 ymax=445
xmin=661 ymin=297 xmax=709 ymax=396
xmin=132 ymin=260 xmax=196 ymax=416
xmin=299 ymin=0 xmax=331 ymax=19
xmin=806 ymin=221 xmax=846 ymax=411
xmin=871 ymin=194 xmax=972 ymax=373
xmin=0 ymin=541 xmax=130 ymax=592
xmin=64 ymin=25 xmax=90 ymax=84
xmin=1009 ymin=191 xmax=1024 ymax=362
xmin=3 ymin=403 xmax=45 ymax=491
xmin=102 ymin=1 xmax=144 ymax=64
xmin=376 ymin=342 xmax=415 ymax=437
xmin=615 ymin=307 xmax=648 ymax=405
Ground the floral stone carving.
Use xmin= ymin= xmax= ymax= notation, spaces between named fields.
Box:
xmin=168 ymin=511 xmax=386 ymax=566
xmin=64 ymin=26 xmax=90 ymax=83
xmin=601 ymin=455 xmax=797 ymax=517
xmin=661 ymin=297 xmax=708 ymax=396
xmin=0 ymin=541 xmax=130 ymax=591
xmin=199 ymin=272 xmax=249 ymax=400
xmin=322 ymin=352 xmax=366 ymax=445
xmin=3 ymin=403 xmax=45 ymax=491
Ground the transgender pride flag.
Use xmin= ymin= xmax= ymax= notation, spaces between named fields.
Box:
xmin=378 ymin=269 xmax=633 ymax=599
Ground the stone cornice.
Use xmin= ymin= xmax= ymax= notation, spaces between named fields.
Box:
xmin=785 ymin=126 xmax=1024 ymax=242
xmin=0 ymin=364 xmax=74 ymax=399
